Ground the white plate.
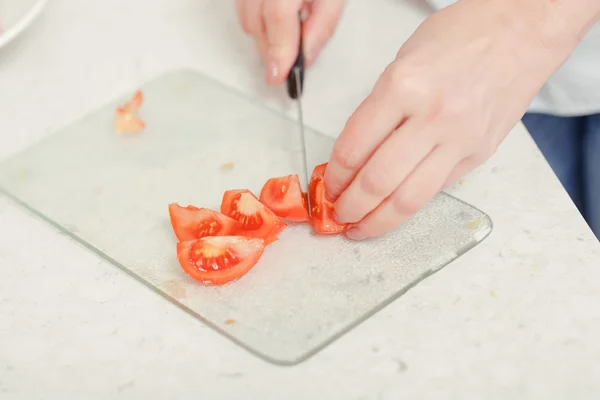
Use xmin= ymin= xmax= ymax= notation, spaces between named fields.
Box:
xmin=0 ymin=0 xmax=48 ymax=50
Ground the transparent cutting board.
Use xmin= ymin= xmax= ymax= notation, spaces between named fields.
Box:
xmin=0 ymin=69 xmax=492 ymax=365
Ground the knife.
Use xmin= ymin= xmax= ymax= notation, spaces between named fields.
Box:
xmin=286 ymin=18 xmax=312 ymax=216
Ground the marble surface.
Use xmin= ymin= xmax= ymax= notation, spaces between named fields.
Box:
xmin=0 ymin=0 xmax=599 ymax=399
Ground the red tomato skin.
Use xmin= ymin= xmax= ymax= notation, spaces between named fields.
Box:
xmin=309 ymin=163 xmax=348 ymax=234
xmin=259 ymin=175 xmax=310 ymax=222
xmin=220 ymin=189 xmax=286 ymax=244
xmin=176 ymin=236 xmax=265 ymax=285
xmin=168 ymin=203 xmax=240 ymax=242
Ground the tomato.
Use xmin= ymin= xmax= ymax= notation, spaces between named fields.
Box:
xmin=220 ymin=189 xmax=286 ymax=244
xmin=168 ymin=203 xmax=240 ymax=242
xmin=115 ymin=90 xmax=145 ymax=133
xmin=309 ymin=163 xmax=348 ymax=234
xmin=176 ymin=236 xmax=265 ymax=285
xmin=259 ymin=174 xmax=310 ymax=222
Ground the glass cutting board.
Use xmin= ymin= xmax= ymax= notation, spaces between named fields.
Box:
xmin=0 ymin=69 xmax=492 ymax=365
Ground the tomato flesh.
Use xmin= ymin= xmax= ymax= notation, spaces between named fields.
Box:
xmin=115 ymin=90 xmax=145 ymax=133
xmin=259 ymin=174 xmax=310 ymax=222
xmin=177 ymin=236 xmax=265 ymax=285
xmin=168 ymin=203 xmax=240 ymax=242
xmin=115 ymin=108 xmax=145 ymax=133
xmin=125 ymin=90 xmax=143 ymax=113
xmin=309 ymin=163 xmax=348 ymax=234
xmin=221 ymin=189 xmax=286 ymax=244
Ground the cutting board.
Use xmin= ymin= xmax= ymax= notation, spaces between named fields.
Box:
xmin=0 ymin=69 xmax=492 ymax=365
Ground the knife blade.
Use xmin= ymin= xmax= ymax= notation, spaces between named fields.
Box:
xmin=286 ymin=20 xmax=312 ymax=216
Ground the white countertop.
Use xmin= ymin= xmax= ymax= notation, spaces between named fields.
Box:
xmin=1 ymin=0 xmax=599 ymax=398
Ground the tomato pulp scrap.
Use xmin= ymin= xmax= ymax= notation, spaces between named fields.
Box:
xmin=115 ymin=90 xmax=145 ymax=133
xmin=259 ymin=174 xmax=310 ymax=222
xmin=308 ymin=163 xmax=349 ymax=234
xmin=168 ymin=203 xmax=241 ymax=242
xmin=177 ymin=236 xmax=265 ymax=285
xmin=221 ymin=189 xmax=286 ymax=245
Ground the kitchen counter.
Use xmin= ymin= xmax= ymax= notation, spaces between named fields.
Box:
xmin=1 ymin=1 xmax=599 ymax=399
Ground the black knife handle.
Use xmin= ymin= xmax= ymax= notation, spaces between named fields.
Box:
xmin=286 ymin=23 xmax=304 ymax=99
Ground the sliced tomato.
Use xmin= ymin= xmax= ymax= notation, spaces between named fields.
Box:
xmin=176 ymin=236 xmax=265 ymax=285
xmin=220 ymin=189 xmax=286 ymax=244
xmin=259 ymin=174 xmax=310 ymax=222
xmin=309 ymin=162 xmax=349 ymax=234
xmin=168 ymin=203 xmax=240 ymax=242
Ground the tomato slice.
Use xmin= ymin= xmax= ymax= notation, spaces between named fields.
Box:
xmin=220 ymin=189 xmax=286 ymax=244
xmin=168 ymin=203 xmax=241 ymax=242
xmin=176 ymin=236 xmax=265 ymax=285
xmin=259 ymin=174 xmax=310 ymax=222
xmin=309 ymin=162 xmax=349 ymax=234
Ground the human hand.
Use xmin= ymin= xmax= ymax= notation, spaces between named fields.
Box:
xmin=235 ymin=0 xmax=345 ymax=85
xmin=324 ymin=0 xmax=573 ymax=240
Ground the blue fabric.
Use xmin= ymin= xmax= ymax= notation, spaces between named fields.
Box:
xmin=522 ymin=113 xmax=600 ymax=239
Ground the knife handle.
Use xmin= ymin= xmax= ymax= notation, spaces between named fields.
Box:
xmin=286 ymin=22 xmax=304 ymax=99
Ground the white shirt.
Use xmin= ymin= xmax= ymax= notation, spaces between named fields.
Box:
xmin=426 ymin=0 xmax=600 ymax=116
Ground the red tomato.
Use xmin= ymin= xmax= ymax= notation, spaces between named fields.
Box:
xmin=168 ymin=203 xmax=240 ymax=242
xmin=221 ymin=189 xmax=286 ymax=244
xmin=176 ymin=236 xmax=265 ymax=285
xmin=259 ymin=174 xmax=310 ymax=222
xmin=309 ymin=163 xmax=348 ymax=234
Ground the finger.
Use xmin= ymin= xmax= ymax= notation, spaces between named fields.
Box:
xmin=263 ymin=0 xmax=305 ymax=85
xmin=255 ymin=41 xmax=269 ymax=64
xmin=236 ymin=0 xmax=249 ymax=34
xmin=346 ymin=145 xmax=459 ymax=240
xmin=242 ymin=0 xmax=270 ymax=63
xmin=333 ymin=118 xmax=436 ymax=224
xmin=302 ymin=0 xmax=345 ymax=66
xmin=441 ymin=157 xmax=479 ymax=190
xmin=244 ymin=0 xmax=266 ymax=40
xmin=324 ymin=66 xmax=407 ymax=200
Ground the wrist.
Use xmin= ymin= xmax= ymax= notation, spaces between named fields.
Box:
xmin=504 ymin=0 xmax=600 ymax=55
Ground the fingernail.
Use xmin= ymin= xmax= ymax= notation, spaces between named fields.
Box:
xmin=346 ymin=228 xmax=367 ymax=241
xmin=334 ymin=211 xmax=349 ymax=224
xmin=324 ymin=183 xmax=336 ymax=202
xmin=267 ymin=61 xmax=279 ymax=83
xmin=270 ymin=62 xmax=279 ymax=78
xmin=325 ymin=190 xmax=335 ymax=202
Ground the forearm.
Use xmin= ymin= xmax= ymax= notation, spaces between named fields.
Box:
xmin=467 ymin=0 xmax=600 ymax=88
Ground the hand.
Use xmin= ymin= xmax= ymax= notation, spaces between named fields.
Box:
xmin=324 ymin=0 xmax=570 ymax=240
xmin=236 ymin=0 xmax=345 ymax=85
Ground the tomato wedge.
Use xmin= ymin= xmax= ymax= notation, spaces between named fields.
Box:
xmin=176 ymin=236 xmax=265 ymax=285
xmin=220 ymin=189 xmax=286 ymax=244
xmin=309 ymin=163 xmax=348 ymax=234
xmin=259 ymin=174 xmax=310 ymax=222
xmin=168 ymin=203 xmax=240 ymax=242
